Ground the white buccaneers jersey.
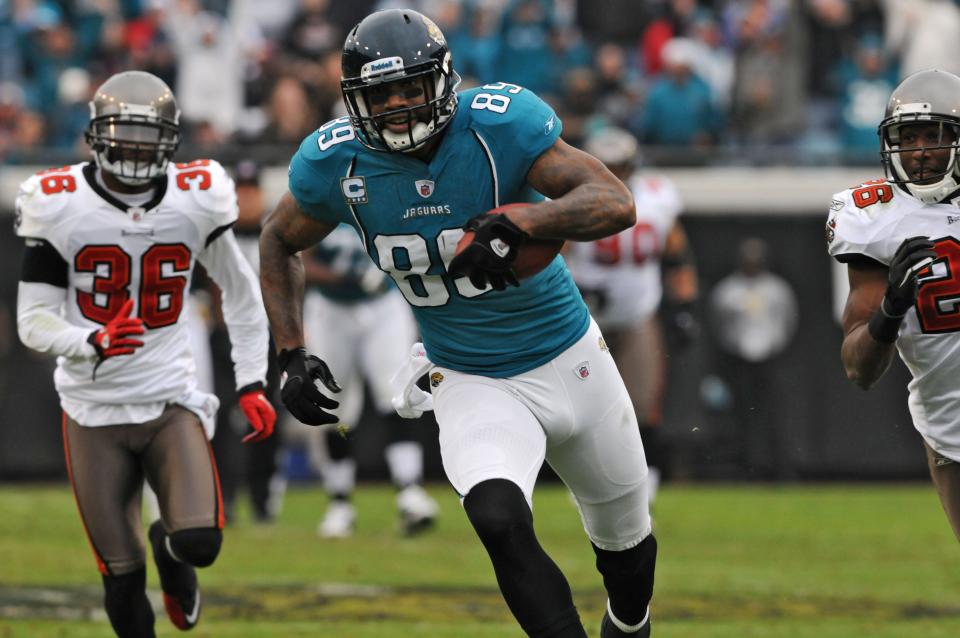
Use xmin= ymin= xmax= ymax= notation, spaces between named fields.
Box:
xmin=827 ymin=178 xmax=960 ymax=460
xmin=565 ymin=174 xmax=682 ymax=328
xmin=15 ymin=161 xmax=268 ymax=424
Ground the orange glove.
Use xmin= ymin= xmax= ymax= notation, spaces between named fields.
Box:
xmin=238 ymin=383 xmax=277 ymax=443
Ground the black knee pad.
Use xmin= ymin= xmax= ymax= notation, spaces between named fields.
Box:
xmin=594 ymin=533 xmax=658 ymax=579
xmin=325 ymin=427 xmax=352 ymax=460
xmin=168 ymin=527 xmax=222 ymax=568
xmin=593 ymin=533 xmax=658 ymax=627
xmin=463 ymin=479 xmax=533 ymax=546
xmin=102 ymin=568 xmax=155 ymax=638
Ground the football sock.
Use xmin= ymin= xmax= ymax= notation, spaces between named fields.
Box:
xmin=102 ymin=568 xmax=156 ymax=638
xmin=464 ymin=479 xmax=587 ymax=638
xmin=592 ymin=533 xmax=657 ymax=627
xmin=385 ymin=440 xmax=423 ymax=489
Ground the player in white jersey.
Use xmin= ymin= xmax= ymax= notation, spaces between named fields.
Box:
xmin=297 ymin=223 xmax=439 ymax=537
xmin=566 ymin=128 xmax=699 ymax=505
xmin=829 ymin=68 xmax=960 ymax=541
xmin=15 ymin=71 xmax=276 ymax=636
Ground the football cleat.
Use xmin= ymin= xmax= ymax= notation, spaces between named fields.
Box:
xmin=396 ymin=485 xmax=438 ymax=536
xmin=600 ymin=607 xmax=651 ymax=638
xmin=318 ymin=501 xmax=357 ymax=538
xmin=148 ymin=520 xmax=201 ymax=631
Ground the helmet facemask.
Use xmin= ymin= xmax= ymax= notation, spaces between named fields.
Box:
xmin=880 ymin=107 xmax=960 ymax=204
xmin=342 ymin=52 xmax=460 ymax=153
xmin=86 ymin=104 xmax=180 ymax=186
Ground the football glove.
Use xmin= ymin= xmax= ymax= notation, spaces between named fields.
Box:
xmin=237 ymin=383 xmax=277 ymax=443
xmin=87 ymin=298 xmax=145 ymax=360
xmin=448 ymin=211 xmax=529 ymax=291
xmin=278 ymin=347 xmax=341 ymax=426
xmin=884 ymin=236 xmax=936 ymax=316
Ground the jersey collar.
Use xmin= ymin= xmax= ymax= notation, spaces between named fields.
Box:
xmin=82 ymin=163 xmax=169 ymax=215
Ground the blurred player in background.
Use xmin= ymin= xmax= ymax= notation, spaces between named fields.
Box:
xmin=566 ymin=127 xmax=699 ymax=506
xmin=260 ymin=9 xmax=656 ymax=638
xmin=15 ymin=71 xmax=275 ymax=636
xmin=829 ymin=68 xmax=960 ymax=541
xmin=293 ymin=223 xmax=438 ymax=538
xmin=205 ymin=159 xmax=285 ymax=524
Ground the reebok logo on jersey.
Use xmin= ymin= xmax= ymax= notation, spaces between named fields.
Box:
xmin=949 ymin=215 xmax=960 ymax=225
xmin=341 ymin=177 xmax=368 ymax=205
xmin=122 ymin=228 xmax=155 ymax=237
xmin=544 ymin=116 xmax=556 ymax=135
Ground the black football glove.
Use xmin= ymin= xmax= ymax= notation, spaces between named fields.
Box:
xmin=448 ymin=213 xmax=529 ymax=291
xmin=278 ymin=347 xmax=341 ymax=426
xmin=884 ymin=236 xmax=937 ymax=316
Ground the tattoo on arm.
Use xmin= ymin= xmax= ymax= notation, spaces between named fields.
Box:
xmin=517 ymin=139 xmax=635 ymax=241
xmin=258 ymin=193 xmax=335 ymax=352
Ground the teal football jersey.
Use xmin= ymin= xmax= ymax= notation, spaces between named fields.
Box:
xmin=309 ymin=223 xmax=391 ymax=303
xmin=288 ymin=82 xmax=589 ymax=377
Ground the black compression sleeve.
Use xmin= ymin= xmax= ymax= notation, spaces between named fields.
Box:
xmin=20 ymin=239 xmax=68 ymax=287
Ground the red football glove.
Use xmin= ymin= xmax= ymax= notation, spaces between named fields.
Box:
xmin=238 ymin=384 xmax=277 ymax=443
xmin=88 ymin=298 xmax=145 ymax=359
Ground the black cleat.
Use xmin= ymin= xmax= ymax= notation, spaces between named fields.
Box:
xmin=601 ymin=610 xmax=651 ymax=638
xmin=148 ymin=520 xmax=201 ymax=631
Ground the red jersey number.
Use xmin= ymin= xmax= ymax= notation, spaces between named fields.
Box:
xmin=37 ymin=166 xmax=77 ymax=195
xmin=916 ymin=237 xmax=960 ymax=333
xmin=74 ymin=244 xmax=191 ymax=327
xmin=593 ymin=223 xmax=659 ymax=265
xmin=852 ymin=180 xmax=893 ymax=209
xmin=75 ymin=246 xmax=132 ymax=324
xmin=175 ymin=160 xmax=212 ymax=191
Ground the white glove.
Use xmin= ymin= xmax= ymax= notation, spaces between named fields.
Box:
xmin=390 ymin=343 xmax=435 ymax=419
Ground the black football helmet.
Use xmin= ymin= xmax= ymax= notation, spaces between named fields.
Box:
xmin=879 ymin=69 xmax=960 ymax=203
xmin=85 ymin=71 xmax=180 ymax=186
xmin=341 ymin=9 xmax=460 ymax=152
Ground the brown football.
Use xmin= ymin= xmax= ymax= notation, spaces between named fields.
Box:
xmin=455 ymin=204 xmax=565 ymax=280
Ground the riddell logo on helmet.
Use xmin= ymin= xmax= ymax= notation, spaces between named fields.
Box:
xmin=361 ymin=57 xmax=405 ymax=79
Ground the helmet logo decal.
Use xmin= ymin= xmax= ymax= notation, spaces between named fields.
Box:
xmin=893 ymin=102 xmax=932 ymax=117
xmin=415 ymin=179 xmax=434 ymax=198
xmin=340 ymin=176 xmax=368 ymax=204
xmin=422 ymin=16 xmax=445 ymax=46
xmin=361 ymin=57 xmax=405 ymax=81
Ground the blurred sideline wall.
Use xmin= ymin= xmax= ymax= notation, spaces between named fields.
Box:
xmin=0 ymin=166 xmax=922 ymax=481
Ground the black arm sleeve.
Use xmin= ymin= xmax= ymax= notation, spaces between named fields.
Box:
xmin=20 ymin=239 xmax=69 ymax=288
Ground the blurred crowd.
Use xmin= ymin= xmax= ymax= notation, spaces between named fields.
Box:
xmin=2 ymin=0 xmax=960 ymax=166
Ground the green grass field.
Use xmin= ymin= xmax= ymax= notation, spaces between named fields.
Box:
xmin=0 ymin=482 xmax=958 ymax=637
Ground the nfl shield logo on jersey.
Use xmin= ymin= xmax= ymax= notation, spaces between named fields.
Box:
xmin=416 ymin=180 xmax=435 ymax=198
xmin=574 ymin=361 xmax=590 ymax=380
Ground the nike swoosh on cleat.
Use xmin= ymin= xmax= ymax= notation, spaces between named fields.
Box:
xmin=184 ymin=591 xmax=201 ymax=625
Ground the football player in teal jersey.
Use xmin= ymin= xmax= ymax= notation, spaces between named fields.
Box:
xmin=260 ymin=9 xmax=656 ymax=638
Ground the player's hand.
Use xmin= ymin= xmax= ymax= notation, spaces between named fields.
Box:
xmin=278 ymin=347 xmax=341 ymax=426
xmin=448 ymin=210 xmax=529 ymax=291
xmin=884 ymin=236 xmax=937 ymax=316
xmin=238 ymin=383 xmax=277 ymax=443
xmin=665 ymin=302 xmax=700 ymax=350
xmin=87 ymin=298 xmax=145 ymax=360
